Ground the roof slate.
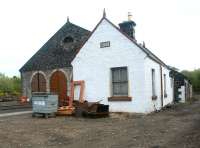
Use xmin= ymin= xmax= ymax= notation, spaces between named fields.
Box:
xmin=20 ymin=22 xmax=90 ymax=72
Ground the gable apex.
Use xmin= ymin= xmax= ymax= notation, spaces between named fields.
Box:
xmin=20 ymin=21 xmax=90 ymax=72
xmin=73 ymin=17 xmax=167 ymax=68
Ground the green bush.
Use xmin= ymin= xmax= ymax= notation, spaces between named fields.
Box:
xmin=182 ymin=69 xmax=200 ymax=93
xmin=0 ymin=73 xmax=21 ymax=96
xmin=0 ymin=90 xmax=5 ymax=97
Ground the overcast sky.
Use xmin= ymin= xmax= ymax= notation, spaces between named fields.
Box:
xmin=0 ymin=0 xmax=200 ymax=77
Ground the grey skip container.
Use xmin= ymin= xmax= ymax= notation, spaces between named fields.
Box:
xmin=31 ymin=92 xmax=58 ymax=118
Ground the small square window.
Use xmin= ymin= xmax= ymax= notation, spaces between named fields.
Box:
xmin=100 ymin=41 xmax=110 ymax=48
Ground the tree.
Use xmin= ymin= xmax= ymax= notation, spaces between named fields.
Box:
xmin=182 ymin=69 xmax=200 ymax=92
xmin=0 ymin=73 xmax=21 ymax=96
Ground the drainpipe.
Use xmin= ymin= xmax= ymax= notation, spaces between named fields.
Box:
xmin=160 ymin=65 xmax=163 ymax=107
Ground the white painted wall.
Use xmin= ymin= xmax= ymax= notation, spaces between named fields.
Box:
xmin=144 ymin=57 xmax=162 ymax=112
xmin=162 ymin=67 xmax=174 ymax=106
xmin=178 ymin=86 xmax=186 ymax=103
xmin=74 ymin=85 xmax=81 ymax=101
xmin=72 ymin=19 xmax=151 ymax=113
xmin=176 ymin=79 xmax=193 ymax=102
xmin=143 ymin=57 xmax=174 ymax=112
xmin=72 ymin=18 xmax=174 ymax=113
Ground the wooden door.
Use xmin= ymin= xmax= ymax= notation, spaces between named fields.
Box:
xmin=50 ymin=71 xmax=67 ymax=106
xmin=31 ymin=73 xmax=46 ymax=92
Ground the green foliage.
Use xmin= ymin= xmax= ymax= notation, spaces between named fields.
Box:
xmin=182 ymin=69 xmax=200 ymax=92
xmin=0 ymin=73 xmax=21 ymax=96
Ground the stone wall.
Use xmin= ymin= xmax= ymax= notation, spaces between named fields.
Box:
xmin=21 ymin=67 xmax=72 ymax=99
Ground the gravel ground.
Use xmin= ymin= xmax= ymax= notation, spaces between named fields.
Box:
xmin=0 ymin=99 xmax=200 ymax=148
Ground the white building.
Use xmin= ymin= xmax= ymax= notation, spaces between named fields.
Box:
xmin=170 ymin=69 xmax=193 ymax=103
xmin=72 ymin=12 xmax=174 ymax=113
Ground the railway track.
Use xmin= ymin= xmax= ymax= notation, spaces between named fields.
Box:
xmin=0 ymin=102 xmax=32 ymax=113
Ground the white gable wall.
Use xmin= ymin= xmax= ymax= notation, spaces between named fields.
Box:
xmin=72 ymin=19 xmax=153 ymax=113
xmin=72 ymin=18 xmax=174 ymax=113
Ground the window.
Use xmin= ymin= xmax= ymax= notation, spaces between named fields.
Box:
xmin=100 ymin=41 xmax=110 ymax=48
xmin=151 ymin=69 xmax=156 ymax=96
xmin=111 ymin=67 xmax=128 ymax=96
xmin=63 ymin=36 xmax=73 ymax=43
xmin=164 ymin=74 xmax=167 ymax=97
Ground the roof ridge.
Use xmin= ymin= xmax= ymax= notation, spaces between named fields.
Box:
xmin=65 ymin=21 xmax=91 ymax=33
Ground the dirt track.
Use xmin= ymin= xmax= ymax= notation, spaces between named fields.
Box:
xmin=0 ymin=99 xmax=200 ymax=148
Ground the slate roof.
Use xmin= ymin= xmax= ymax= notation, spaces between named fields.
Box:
xmin=20 ymin=21 xmax=90 ymax=72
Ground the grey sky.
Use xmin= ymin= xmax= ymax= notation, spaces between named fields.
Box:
xmin=0 ymin=0 xmax=199 ymax=76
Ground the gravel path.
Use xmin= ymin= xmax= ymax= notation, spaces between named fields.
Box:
xmin=0 ymin=99 xmax=199 ymax=148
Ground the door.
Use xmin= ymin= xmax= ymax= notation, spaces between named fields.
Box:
xmin=31 ymin=73 xmax=46 ymax=92
xmin=50 ymin=71 xmax=67 ymax=106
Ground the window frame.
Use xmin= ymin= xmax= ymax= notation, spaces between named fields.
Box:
xmin=100 ymin=41 xmax=110 ymax=48
xmin=63 ymin=36 xmax=74 ymax=43
xmin=111 ymin=66 xmax=128 ymax=97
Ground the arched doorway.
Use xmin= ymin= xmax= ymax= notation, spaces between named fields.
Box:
xmin=31 ymin=73 xmax=47 ymax=92
xmin=50 ymin=71 xmax=67 ymax=106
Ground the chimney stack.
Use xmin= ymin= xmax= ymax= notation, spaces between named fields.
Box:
xmin=119 ymin=12 xmax=136 ymax=40
xmin=128 ymin=12 xmax=132 ymax=21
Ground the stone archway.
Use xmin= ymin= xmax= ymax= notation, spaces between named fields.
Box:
xmin=50 ymin=71 xmax=67 ymax=106
xmin=31 ymin=72 xmax=47 ymax=92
